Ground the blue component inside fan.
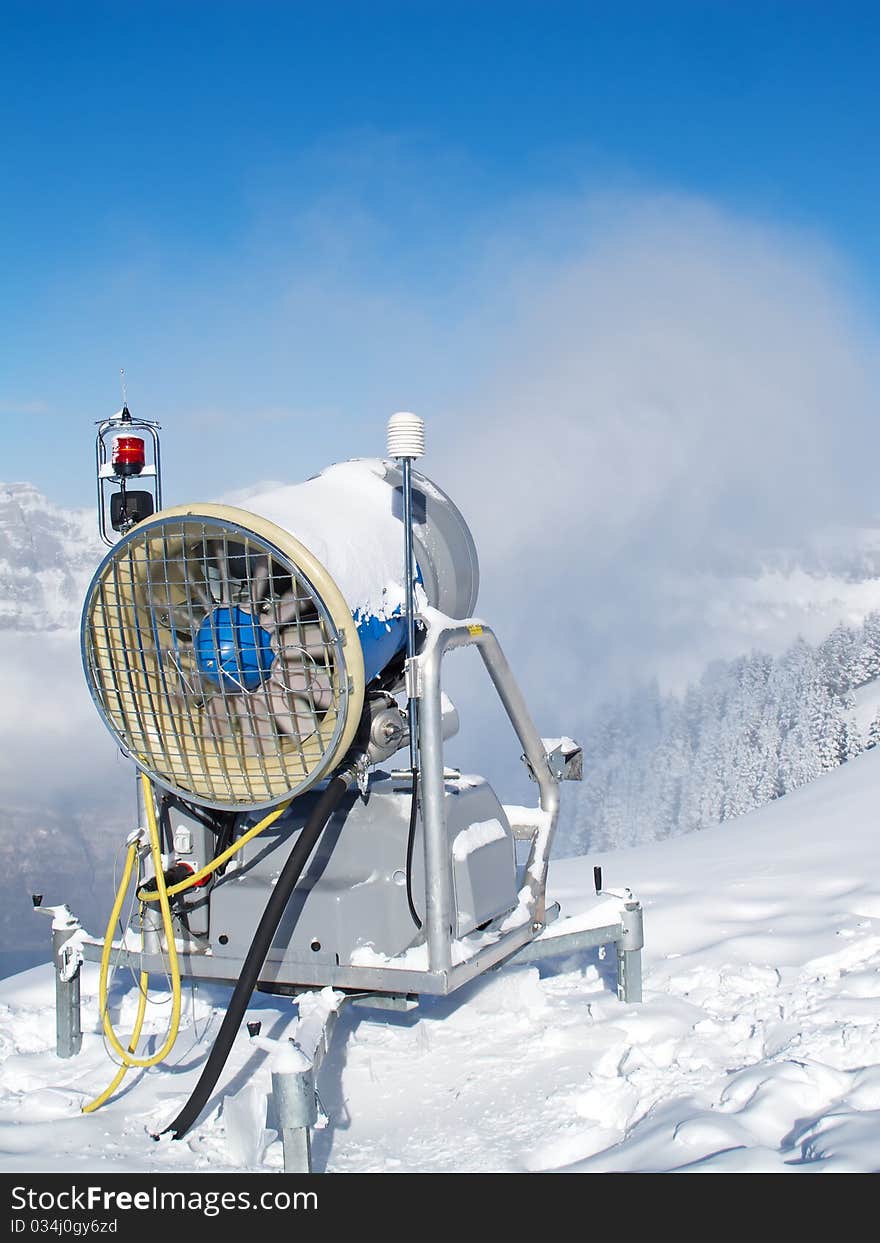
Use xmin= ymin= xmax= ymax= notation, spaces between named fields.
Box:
xmin=355 ymin=610 xmax=407 ymax=683
xmin=353 ymin=565 xmax=423 ymax=684
xmin=195 ymin=605 xmax=276 ymax=692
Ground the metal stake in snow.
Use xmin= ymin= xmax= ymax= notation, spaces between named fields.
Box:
xmin=387 ymin=412 xmax=425 ymax=774
xmin=33 ymin=898 xmax=83 ymax=1059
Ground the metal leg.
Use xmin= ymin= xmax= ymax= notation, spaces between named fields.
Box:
xmin=267 ymin=991 xmax=348 ymax=1173
xmin=279 ymin=1123 xmax=312 ymax=1174
xmin=272 ymin=1065 xmax=318 ymax=1174
xmin=616 ymin=899 xmax=645 ymax=1004
xmin=53 ymin=925 xmax=82 ymax=1059
xmin=616 ymin=947 xmax=643 ymax=1004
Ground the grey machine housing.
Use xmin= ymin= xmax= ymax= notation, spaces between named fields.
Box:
xmin=166 ymin=769 xmax=518 ymax=987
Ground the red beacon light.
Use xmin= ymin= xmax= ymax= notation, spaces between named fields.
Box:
xmin=111 ymin=434 xmax=146 ymax=477
xmin=95 ymin=395 xmax=163 ymax=546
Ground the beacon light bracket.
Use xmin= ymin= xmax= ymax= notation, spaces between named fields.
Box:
xmin=95 ymin=403 xmax=163 ymax=546
xmin=525 ymin=737 xmax=584 ymax=783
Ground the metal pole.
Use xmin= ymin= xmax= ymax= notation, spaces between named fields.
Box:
xmin=402 ymin=455 xmax=419 ymax=773
xmin=419 ymin=639 xmax=453 ymax=972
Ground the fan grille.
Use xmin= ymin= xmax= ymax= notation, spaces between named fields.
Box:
xmin=83 ymin=514 xmax=354 ymax=809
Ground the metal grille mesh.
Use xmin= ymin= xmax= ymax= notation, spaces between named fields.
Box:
xmin=83 ymin=517 xmax=350 ymax=808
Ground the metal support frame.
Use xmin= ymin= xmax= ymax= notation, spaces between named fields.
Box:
xmin=46 ymin=604 xmax=645 ymax=1170
xmin=510 ymin=899 xmax=645 ymax=1004
xmin=417 ymin=611 xmax=561 ymax=973
xmin=51 ymin=896 xmax=643 ymax=1172
xmin=77 ymin=610 xmax=566 ymax=998
xmin=73 ymin=605 xmax=644 ymax=1003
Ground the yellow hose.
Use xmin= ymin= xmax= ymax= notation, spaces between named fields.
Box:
xmin=138 ymin=798 xmax=291 ymax=902
xmin=82 ymin=775 xmax=182 ymax=1112
xmin=82 ymin=965 xmax=148 ymax=1113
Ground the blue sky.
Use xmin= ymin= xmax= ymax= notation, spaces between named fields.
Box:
xmin=3 ymin=1 xmax=880 ymax=509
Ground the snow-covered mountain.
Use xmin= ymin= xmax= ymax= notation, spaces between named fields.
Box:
xmin=1 ymin=740 xmax=878 ymax=1172
xmin=0 ymin=483 xmax=102 ymax=631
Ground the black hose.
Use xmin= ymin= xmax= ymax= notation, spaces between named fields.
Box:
xmin=160 ymin=773 xmax=351 ymax=1141
xmin=404 ymin=767 xmax=422 ymax=930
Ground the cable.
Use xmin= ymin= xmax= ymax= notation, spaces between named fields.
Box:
xmin=138 ymin=797 xmax=292 ymax=902
xmin=404 ymin=767 xmax=422 ymax=929
xmin=160 ymin=771 xmax=352 ymax=1141
xmin=83 ymin=775 xmax=182 ymax=1112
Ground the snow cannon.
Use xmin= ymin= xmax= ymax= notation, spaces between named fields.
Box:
xmin=48 ymin=407 xmax=643 ymax=1171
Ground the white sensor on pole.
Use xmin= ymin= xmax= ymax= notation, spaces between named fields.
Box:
xmin=387 ymin=411 xmax=425 ymax=461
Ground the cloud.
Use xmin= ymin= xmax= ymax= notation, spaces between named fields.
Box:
xmin=432 ymin=192 xmax=880 ymax=726
xmin=0 ymin=633 xmax=130 ymax=809
xmin=0 ymin=399 xmax=50 ymax=417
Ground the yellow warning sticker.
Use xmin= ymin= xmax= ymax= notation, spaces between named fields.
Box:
xmin=467 ymin=624 xmax=484 ymax=636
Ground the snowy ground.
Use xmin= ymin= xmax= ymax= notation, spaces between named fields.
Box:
xmin=2 ymin=746 xmax=880 ymax=1174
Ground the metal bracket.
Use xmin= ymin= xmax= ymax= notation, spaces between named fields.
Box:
xmin=524 ymin=737 xmax=583 ymax=783
xmin=404 ymin=656 xmax=421 ymax=700
xmin=509 ymin=895 xmax=645 ymax=1004
xmin=95 ymin=410 xmax=163 ymax=548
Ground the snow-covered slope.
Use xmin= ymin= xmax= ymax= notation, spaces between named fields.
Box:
xmin=1 ymin=744 xmax=879 ymax=1174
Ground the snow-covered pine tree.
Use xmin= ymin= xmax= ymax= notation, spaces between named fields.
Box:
xmin=562 ymin=612 xmax=880 ymax=856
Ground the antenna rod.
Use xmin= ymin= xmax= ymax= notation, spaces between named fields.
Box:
xmin=387 ymin=412 xmax=426 ymax=772
xmin=403 ymin=455 xmax=417 ymax=769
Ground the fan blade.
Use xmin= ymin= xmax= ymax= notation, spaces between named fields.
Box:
xmin=209 ymin=539 xmax=233 ymax=607
xmin=247 ymin=556 xmax=271 ymax=611
xmin=271 ymin=650 xmax=333 ymax=713
xmin=267 ymin=685 xmax=325 ymax=742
